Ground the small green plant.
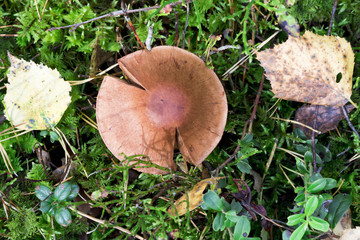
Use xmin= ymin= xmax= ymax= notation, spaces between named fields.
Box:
xmin=284 ymin=130 xmax=352 ymax=240
xmin=35 ymin=182 xmax=79 ymax=227
xmin=201 ymin=190 xmax=260 ymax=240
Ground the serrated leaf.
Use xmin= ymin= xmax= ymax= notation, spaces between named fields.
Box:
xmin=233 ymin=216 xmax=251 ymax=240
xmin=257 ymin=31 xmax=354 ymax=106
xmin=54 ymin=182 xmax=72 ymax=201
xmin=4 ymin=53 xmax=71 ymax=130
xmin=35 ymin=185 xmax=52 ymax=201
xmin=309 ymin=216 xmax=329 ymax=232
xmin=55 ymin=207 xmax=72 ymax=227
xmin=327 ymin=194 xmax=352 ymax=229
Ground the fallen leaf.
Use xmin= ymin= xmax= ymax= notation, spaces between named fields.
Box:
xmin=334 ymin=208 xmax=352 ymax=237
xmin=168 ymin=177 xmax=223 ymax=216
xmin=257 ymin=31 xmax=354 ymax=106
xmin=340 ymin=226 xmax=360 ymax=240
xmin=4 ymin=53 xmax=71 ymax=130
xmin=276 ymin=5 xmax=300 ymax=37
xmin=294 ymin=104 xmax=355 ymax=138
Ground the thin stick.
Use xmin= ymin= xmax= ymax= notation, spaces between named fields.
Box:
xmin=34 ymin=0 xmax=41 ymax=21
xmin=215 ymin=144 xmax=240 ymax=176
xmin=47 ymin=0 xmax=193 ymax=32
xmin=341 ymin=106 xmax=360 ymax=139
xmin=40 ymin=0 xmax=49 ymax=20
xmin=0 ymin=25 xmax=15 ymax=29
xmin=145 ymin=23 xmax=154 ymax=51
xmin=311 ymin=105 xmax=319 ymax=173
xmin=0 ymin=143 xmax=13 ymax=177
xmin=0 ymin=129 xmax=32 ymax=143
xmin=69 ymin=206 xmax=145 ymax=240
xmin=222 ymin=30 xmax=280 ymax=78
xmin=182 ymin=2 xmax=190 ymax=48
xmin=0 ymin=34 xmax=19 ymax=37
xmin=271 ymin=117 xmax=321 ymax=134
xmin=248 ymin=74 xmax=265 ymax=133
xmin=327 ymin=0 xmax=338 ymax=36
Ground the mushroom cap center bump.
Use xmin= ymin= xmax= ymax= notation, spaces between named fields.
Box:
xmin=147 ymin=85 xmax=188 ymax=128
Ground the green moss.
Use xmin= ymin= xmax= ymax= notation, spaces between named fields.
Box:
xmin=5 ymin=208 xmax=39 ymax=240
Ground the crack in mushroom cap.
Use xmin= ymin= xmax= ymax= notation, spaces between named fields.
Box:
xmin=96 ymin=46 xmax=227 ymax=174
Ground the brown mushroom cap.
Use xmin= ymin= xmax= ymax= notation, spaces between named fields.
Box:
xmin=96 ymin=46 xmax=227 ymax=174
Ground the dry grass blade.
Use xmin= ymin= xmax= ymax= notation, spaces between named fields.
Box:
xmin=69 ymin=206 xmax=145 ymax=240
xmin=271 ymin=117 xmax=321 ymax=134
xmin=0 ymin=143 xmax=15 ymax=177
xmin=222 ymin=30 xmax=280 ymax=78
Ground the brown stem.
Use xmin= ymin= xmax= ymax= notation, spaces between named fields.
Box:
xmin=341 ymin=106 xmax=360 ymax=139
xmin=248 ymin=74 xmax=265 ymax=134
xmin=182 ymin=2 xmax=190 ymax=48
xmin=311 ymin=105 xmax=319 ymax=173
xmin=327 ymin=0 xmax=338 ymax=36
xmin=47 ymin=0 xmax=193 ymax=32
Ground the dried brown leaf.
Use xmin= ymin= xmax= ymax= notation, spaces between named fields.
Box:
xmin=294 ymin=104 xmax=355 ymax=138
xmin=168 ymin=177 xmax=223 ymax=216
xmin=257 ymin=31 xmax=354 ymax=106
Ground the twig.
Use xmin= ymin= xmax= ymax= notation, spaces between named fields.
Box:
xmin=69 ymin=206 xmax=145 ymax=240
xmin=311 ymin=106 xmax=319 ymax=173
xmin=123 ymin=9 xmax=144 ymax=48
xmin=47 ymin=0 xmax=193 ymax=32
xmin=182 ymin=2 xmax=190 ymax=48
xmin=41 ymin=0 xmax=49 ymax=20
xmin=327 ymin=0 xmax=338 ymax=35
xmin=0 ymin=34 xmax=18 ymax=37
xmin=174 ymin=10 xmax=179 ymax=46
xmin=34 ymin=0 xmax=41 ymax=22
xmin=341 ymin=106 xmax=360 ymax=139
xmin=248 ymin=74 xmax=265 ymax=133
xmin=215 ymin=144 xmax=240 ymax=176
xmin=145 ymin=24 xmax=154 ymax=51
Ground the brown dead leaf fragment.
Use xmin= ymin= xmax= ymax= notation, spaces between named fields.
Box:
xmin=294 ymin=104 xmax=355 ymax=138
xmin=257 ymin=31 xmax=354 ymax=106
xmin=168 ymin=177 xmax=223 ymax=216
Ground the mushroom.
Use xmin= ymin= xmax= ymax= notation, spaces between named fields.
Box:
xmin=96 ymin=46 xmax=227 ymax=174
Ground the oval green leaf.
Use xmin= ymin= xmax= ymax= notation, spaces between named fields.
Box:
xmin=35 ymin=185 xmax=52 ymax=201
xmin=305 ymin=195 xmax=319 ymax=217
xmin=290 ymin=222 xmax=308 ymax=240
xmin=202 ymin=190 xmax=223 ymax=211
xmin=233 ymin=216 xmax=251 ymax=240
xmin=309 ymin=216 xmax=329 ymax=232
xmin=54 ymin=182 xmax=72 ymax=201
xmin=55 ymin=207 xmax=72 ymax=227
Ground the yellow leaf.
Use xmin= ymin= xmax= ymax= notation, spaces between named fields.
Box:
xmin=168 ymin=177 xmax=224 ymax=216
xmin=4 ymin=53 xmax=71 ymax=130
xmin=257 ymin=31 xmax=354 ymax=106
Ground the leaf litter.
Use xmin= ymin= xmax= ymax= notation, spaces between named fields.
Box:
xmin=294 ymin=104 xmax=355 ymax=138
xmin=257 ymin=31 xmax=355 ymax=106
xmin=4 ymin=53 xmax=71 ymax=130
